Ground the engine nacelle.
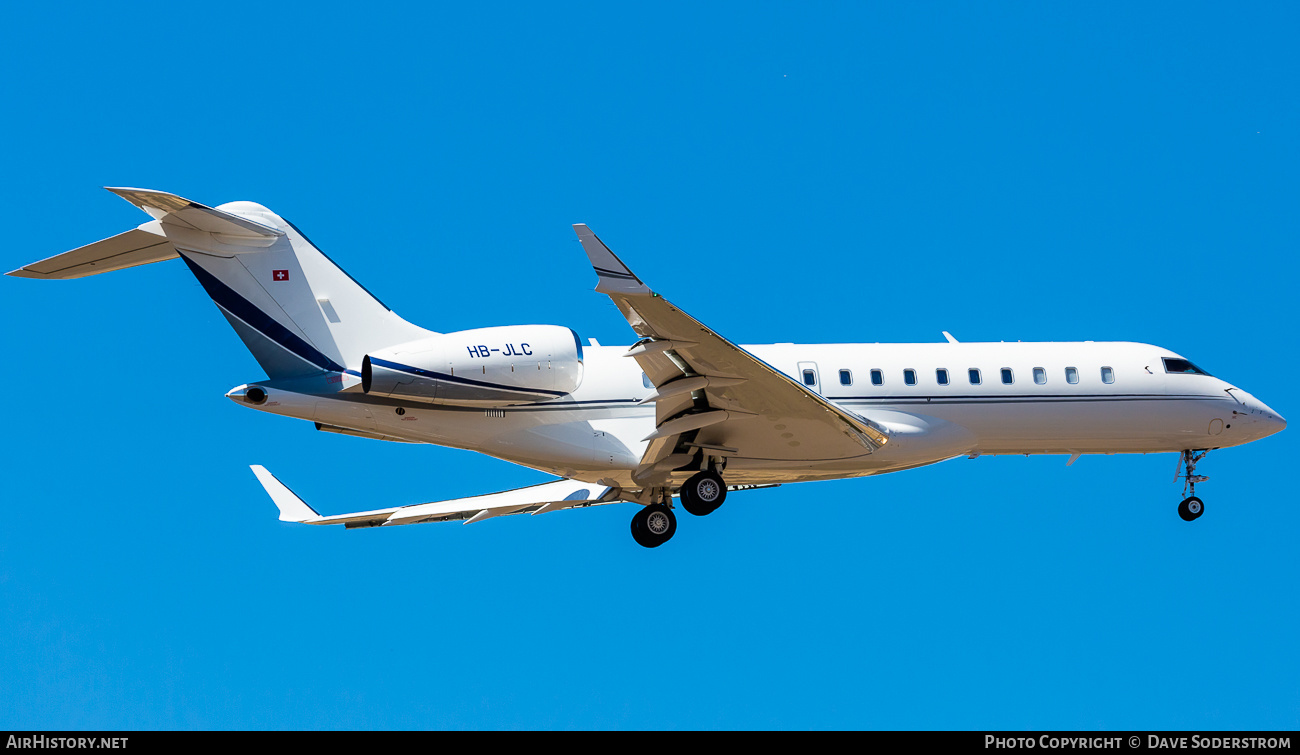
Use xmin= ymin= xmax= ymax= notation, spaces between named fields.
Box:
xmin=362 ymin=325 xmax=584 ymax=406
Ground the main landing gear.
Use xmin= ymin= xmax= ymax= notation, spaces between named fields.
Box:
xmin=1175 ymin=449 xmax=1209 ymax=522
xmin=630 ymin=466 xmax=729 ymax=548
xmin=631 ymin=502 xmax=677 ymax=548
xmin=680 ymin=469 xmax=727 ymax=516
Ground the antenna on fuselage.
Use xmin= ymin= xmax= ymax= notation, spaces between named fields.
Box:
xmin=942 ymin=331 xmax=959 ymax=344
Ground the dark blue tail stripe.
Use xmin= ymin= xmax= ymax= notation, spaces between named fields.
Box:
xmin=179 ymin=253 xmax=347 ymax=374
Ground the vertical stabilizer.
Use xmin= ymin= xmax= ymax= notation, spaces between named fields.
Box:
xmin=10 ymin=188 xmax=436 ymax=380
xmin=117 ymin=189 xmax=433 ymax=379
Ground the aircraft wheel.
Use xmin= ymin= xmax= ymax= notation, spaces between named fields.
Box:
xmin=630 ymin=513 xmax=649 ymax=547
xmin=680 ymin=470 xmax=726 ymax=516
xmin=1178 ymin=496 xmax=1204 ymax=522
xmin=631 ymin=504 xmax=676 ymax=548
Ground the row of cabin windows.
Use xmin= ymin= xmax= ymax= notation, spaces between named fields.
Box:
xmin=650 ymin=360 xmax=1193 ymax=391
xmin=824 ymin=366 xmax=1117 ymax=387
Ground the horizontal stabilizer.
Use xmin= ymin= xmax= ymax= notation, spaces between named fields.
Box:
xmin=7 ymin=224 xmax=177 ymax=280
xmin=248 ymin=467 xmax=621 ymax=528
xmin=9 ymin=186 xmax=287 ymax=280
xmin=107 ymin=187 xmax=284 ymax=240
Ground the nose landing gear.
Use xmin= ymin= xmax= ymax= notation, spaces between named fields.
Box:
xmin=1178 ymin=496 xmax=1204 ymax=521
xmin=1175 ymin=449 xmax=1209 ymax=522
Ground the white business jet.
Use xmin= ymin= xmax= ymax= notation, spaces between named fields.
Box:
xmin=9 ymin=189 xmax=1286 ymax=547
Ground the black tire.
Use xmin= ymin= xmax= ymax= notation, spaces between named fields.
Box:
xmin=680 ymin=470 xmax=726 ymax=516
xmin=1178 ymin=496 xmax=1204 ymax=522
xmin=630 ymin=512 xmax=652 ymax=547
xmin=631 ymin=504 xmax=677 ymax=547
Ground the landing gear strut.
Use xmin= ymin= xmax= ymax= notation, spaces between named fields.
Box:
xmin=1175 ymin=449 xmax=1208 ymax=522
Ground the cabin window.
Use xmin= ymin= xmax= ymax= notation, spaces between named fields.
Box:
xmin=839 ymin=369 xmax=853 ymax=386
xmin=904 ymin=369 xmax=917 ymax=386
xmin=1101 ymin=366 xmax=1115 ymax=384
xmin=1065 ymin=367 xmax=1079 ymax=385
xmin=870 ymin=369 xmax=884 ymax=386
xmin=969 ymin=368 xmax=982 ymax=385
xmin=936 ymin=368 xmax=950 ymax=386
xmin=642 ymin=373 xmax=653 ymax=389
xmin=1000 ymin=368 xmax=1014 ymax=385
xmin=1033 ymin=367 xmax=1046 ymax=385
xmin=1162 ymin=357 xmax=1211 ymax=376
xmin=803 ymin=369 xmax=817 ymax=386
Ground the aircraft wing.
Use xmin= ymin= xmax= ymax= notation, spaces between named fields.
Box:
xmin=250 ymin=466 xmax=619 ymax=528
xmin=572 ymin=225 xmax=889 ymax=485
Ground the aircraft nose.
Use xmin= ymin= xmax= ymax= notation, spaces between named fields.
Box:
xmin=1267 ymin=409 xmax=1286 ymax=434
xmin=1253 ymin=400 xmax=1286 ymax=439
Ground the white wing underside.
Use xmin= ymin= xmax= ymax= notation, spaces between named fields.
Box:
xmin=251 ymin=466 xmax=619 ymax=528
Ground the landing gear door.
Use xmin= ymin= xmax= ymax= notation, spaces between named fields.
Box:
xmin=797 ymin=361 xmax=821 ymax=394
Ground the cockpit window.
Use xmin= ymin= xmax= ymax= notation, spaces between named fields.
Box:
xmin=1163 ymin=358 xmax=1211 ymax=376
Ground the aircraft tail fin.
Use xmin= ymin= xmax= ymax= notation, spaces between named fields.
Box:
xmin=9 ymin=187 xmax=434 ymax=380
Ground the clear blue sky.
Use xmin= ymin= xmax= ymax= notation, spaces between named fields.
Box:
xmin=2 ymin=2 xmax=1297 ymax=730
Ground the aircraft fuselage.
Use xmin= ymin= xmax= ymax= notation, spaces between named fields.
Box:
xmin=231 ymin=340 xmax=1285 ymax=488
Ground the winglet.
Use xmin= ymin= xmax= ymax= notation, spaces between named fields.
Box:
xmin=572 ymin=224 xmax=651 ymax=296
xmin=250 ymin=465 xmax=321 ymax=523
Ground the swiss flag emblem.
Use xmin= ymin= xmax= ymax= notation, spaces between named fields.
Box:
xmin=272 ymin=270 xmax=289 ymax=282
